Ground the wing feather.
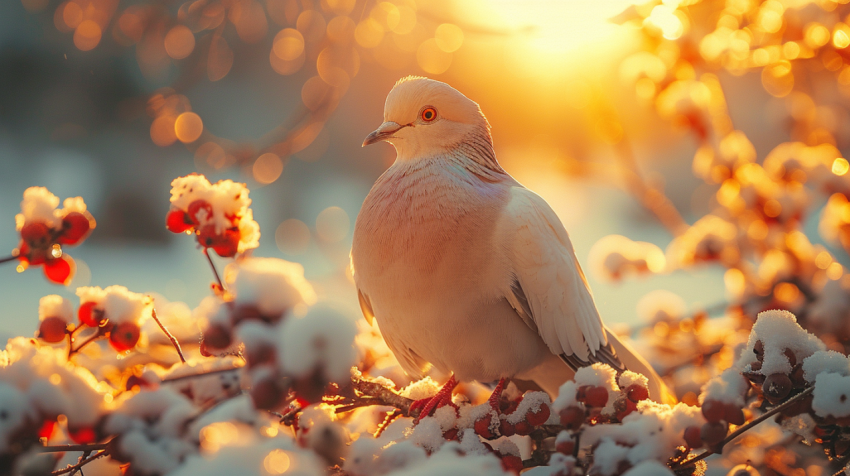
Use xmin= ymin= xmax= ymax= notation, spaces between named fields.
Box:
xmin=504 ymin=187 xmax=610 ymax=363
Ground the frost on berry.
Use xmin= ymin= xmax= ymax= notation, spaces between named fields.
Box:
xmin=166 ymin=174 xmax=260 ymax=257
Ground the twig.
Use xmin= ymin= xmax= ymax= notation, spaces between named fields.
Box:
xmin=49 ymin=449 xmax=109 ymax=475
xmin=0 ymin=254 xmax=17 ymax=264
xmin=161 ymin=366 xmax=242 ymax=384
xmin=674 ymin=387 xmax=815 ymax=469
xmin=202 ymin=248 xmax=224 ymax=290
xmin=37 ymin=442 xmax=110 ymax=454
xmin=150 ymin=308 xmax=186 ymax=363
xmin=334 ymin=376 xmax=417 ymax=417
xmin=68 ymin=330 xmax=103 ymax=358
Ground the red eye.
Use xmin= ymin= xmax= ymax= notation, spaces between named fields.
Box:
xmin=421 ymin=107 xmax=437 ymax=121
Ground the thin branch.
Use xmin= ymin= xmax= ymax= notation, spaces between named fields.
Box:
xmin=37 ymin=442 xmax=109 ymax=454
xmin=68 ymin=330 xmax=103 ymax=358
xmin=202 ymin=248 xmax=224 ymax=290
xmin=50 ymin=450 xmax=109 ymax=475
xmin=161 ymin=366 xmax=241 ymax=384
xmin=674 ymin=387 xmax=815 ymax=469
xmin=0 ymin=254 xmax=18 ymax=264
xmin=151 ymin=308 xmax=186 ymax=363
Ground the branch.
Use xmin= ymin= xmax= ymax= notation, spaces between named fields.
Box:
xmin=202 ymin=248 xmax=224 ymax=291
xmin=37 ymin=442 xmax=110 ymax=453
xmin=332 ymin=376 xmax=417 ymax=417
xmin=50 ymin=449 xmax=109 ymax=475
xmin=674 ymin=386 xmax=815 ymax=469
xmin=151 ymin=308 xmax=186 ymax=363
xmin=0 ymin=254 xmax=18 ymax=264
xmin=160 ymin=366 xmax=241 ymax=384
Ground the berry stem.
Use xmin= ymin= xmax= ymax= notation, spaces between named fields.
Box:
xmin=49 ymin=449 xmax=109 ymax=475
xmin=202 ymin=248 xmax=225 ymax=290
xmin=37 ymin=442 xmax=109 ymax=453
xmin=160 ymin=366 xmax=242 ymax=383
xmin=674 ymin=386 xmax=815 ymax=469
xmin=68 ymin=330 xmax=102 ymax=358
xmin=151 ymin=307 xmax=186 ymax=363
xmin=0 ymin=254 xmax=18 ymax=264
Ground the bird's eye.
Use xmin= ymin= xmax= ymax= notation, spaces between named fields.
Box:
xmin=421 ymin=107 xmax=437 ymax=122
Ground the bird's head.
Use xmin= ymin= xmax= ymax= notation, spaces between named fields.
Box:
xmin=362 ymin=76 xmax=491 ymax=161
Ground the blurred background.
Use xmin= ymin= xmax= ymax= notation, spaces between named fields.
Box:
xmin=1 ymin=0 xmax=844 ymax=343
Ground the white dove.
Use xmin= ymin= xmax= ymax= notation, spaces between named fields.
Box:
xmin=352 ymin=76 xmax=673 ymax=416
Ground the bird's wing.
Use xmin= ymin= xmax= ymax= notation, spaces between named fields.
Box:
xmin=503 ymin=186 xmax=623 ymax=371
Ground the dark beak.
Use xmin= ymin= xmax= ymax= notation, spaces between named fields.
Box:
xmin=362 ymin=121 xmax=404 ymax=147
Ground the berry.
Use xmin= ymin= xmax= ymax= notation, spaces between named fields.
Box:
xmin=700 ymin=421 xmax=728 ymax=447
xmin=166 ymin=209 xmax=193 ymax=233
xmin=701 ymin=399 xmax=725 ymax=423
xmin=500 ymin=454 xmax=523 ymax=473
xmin=499 ymin=419 xmax=516 ymax=437
xmin=44 ymin=256 xmax=74 ymax=285
xmin=753 ymin=340 xmax=764 ymax=361
xmin=109 ymin=322 xmax=140 ymax=352
xmin=78 ymin=301 xmax=103 ymax=327
xmin=21 ymin=222 xmax=51 ymax=246
xmin=783 ymin=348 xmax=797 ymax=367
xmin=556 ymin=439 xmax=575 ymax=455
xmin=684 ymin=425 xmax=702 ymax=448
xmin=443 ymin=428 xmax=458 ymax=441
xmin=58 ymin=212 xmax=91 ymax=245
xmin=212 ymin=229 xmax=240 ymax=258
xmin=245 ymin=342 xmax=276 ymax=368
xmin=724 ymin=403 xmax=745 ymax=425
xmin=513 ymin=420 xmax=532 ymax=435
xmin=763 ymin=373 xmax=792 ymax=404
xmin=37 ymin=419 xmax=56 ymax=439
xmin=187 ymin=199 xmax=213 ymax=225
xmin=615 ymin=398 xmax=637 ymax=421
xmin=559 ymin=406 xmax=585 ymax=430
xmin=585 ymin=386 xmax=609 ymax=407
xmin=203 ymin=323 xmax=232 ymax=350
xmin=576 ymin=385 xmax=590 ymax=402
xmin=474 ymin=415 xmax=496 ymax=438
xmin=526 ymin=403 xmax=551 ymax=426
xmin=292 ymin=369 xmax=327 ymax=404
xmin=627 ymin=384 xmax=649 ymax=402
xmin=38 ymin=317 xmax=68 ymax=343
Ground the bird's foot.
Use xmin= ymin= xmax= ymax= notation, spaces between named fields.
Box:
xmin=411 ymin=374 xmax=458 ymax=423
xmin=487 ymin=378 xmax=506 ymax=412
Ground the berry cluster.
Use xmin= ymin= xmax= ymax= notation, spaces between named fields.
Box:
xmin=14 ymin=187 xmax=95 ymax=285
xmin=165 ymin=174 xmax=259 ymax=258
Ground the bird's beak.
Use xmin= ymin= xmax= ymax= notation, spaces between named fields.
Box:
xmin=362 ymin=121 xmax=404 ymax=147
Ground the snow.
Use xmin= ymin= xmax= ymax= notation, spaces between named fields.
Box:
xmin=16 ymin=186 xmax=61 ymax=230
xmin=592 ymin=437 xmax=630 ymax=476
xmin=619 ymin=371 xmax=649 ymax=391
xmin=118 ymin=430 xmax=194 ymax=475
xmin=700 ymin=368 xmax=749 ymax=406
xmin=381 ymin=442 xmax=508 ymax=476
xmin=575 ymin=363 xmax=620 ymax=415
xmin=457 ymin=403 xmax=497 ymax=432
xmin=104 ymin=387 xmax=197 ymax=437
xmin=506 ymin=391 xmax=550 ymax=424
xmin=279 ymin=304 xmax=357 ymax=382
xmin=224 ymin=257 xmax=317 ymax=318
xmin=408 ymin=416 xmax=445 ymax=453
xmin=736 ymin=310 xmax=826 ymax=376
xmin=552 ymin=381 xmax=584 ymax=413
xmin=376 ymin=441 xmax=428 ymax=474
xmin=432 ymin=405 xmax=458 ymax=432
xmin=622 ymin=460 xmax=676 ymax=476
xmin=345 ymin=437 xmax=383 ymax=476
xmin=489 ymin=437 xmax=520 ymax=457
xmin=76 ymin=285 xmax=151 ymax=325
xmin=169 ymin=434 xmax=325 ymax=476
xmin=0 ymin=381 xmax=36 ymax=453
xmin=802 ymin=350 xmax=850 ymax=382
xmin=812 ymin=372 xmax=850 ymax=418
xmin=400 ymin=377 xmax=439 ymax=400
xmin=458 ymin=428 xmax=490 ymax=456
xmin=38 ymin=295 xmax=73 ymax=323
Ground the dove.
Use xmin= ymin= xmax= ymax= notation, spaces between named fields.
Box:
xmin=351 ymin=76 xmax=674 ymax=416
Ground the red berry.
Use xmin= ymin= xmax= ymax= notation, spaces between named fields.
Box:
xmin=187 ymin=199 xmax=213 ymax=225
xmin=292 ymin=369 xmax=327 ymax=405
xmin=683 ymin=425 xmax=702 ymax=448
xmin=701 ymin=399 xmax=725 ymax=423
xmin=763 ymin=373 xmax=792 ymax=404
xmin=627 ymin=384 xmax=649 ymax=402
xmin=109 ymin=322 xmax=140 ymax=352
xmin=37 ymin=419 xmax=56 ymax=439
xmin=245 ymin=342 xmax=276 ymax=368
xmin=576 ymin=385 xmax=590 ymax=402
xmin=556 ymin=439 xmax=575 ymax=455
xmin=21 ymin=222 xmax=51 ymax=246
xmin=69 ymin=426 xmax=96 ymax=444
xmin=724 ymin=403 xmax=745 ymax=425
xmin=616 ymin=398 xmax=637 ymax=421
xmin=203 ymin=322 xmax=232 ymax=350
xmin=500 ymin=454 xmax=523 ymax=473
xmin=78 ymin=301 xmax=103 ymax=327
xmin=526 ymin=403 xmax=551 ymax=426
xmin=700 ymin=421 xmax=728 ymax=447
xmin=559 ymin=406 xmax=585 ymax=430
xmin=585 ymin=386 xmax=609 ymax=407
xmin=443 ymin=428 xmax=458 ymax=441
xmin=499 ymin=419 xmax=516 ymax=437
xmin=474 ymin=415 xmax=496 ymax=438
xmin=212 ymin=229 xmax=240 ymax=258
xmin=514 ymin=420 xmax=532 ymax=435
xmin=44 ymin=256 xmax=74 ymax=285
xmin=58 ymin=212 xmax=91 ymax=245
xmin=165 ymin=209 xmax=193 ymax=233
xmin=38 ymin=317 xmax=68 ymax=343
